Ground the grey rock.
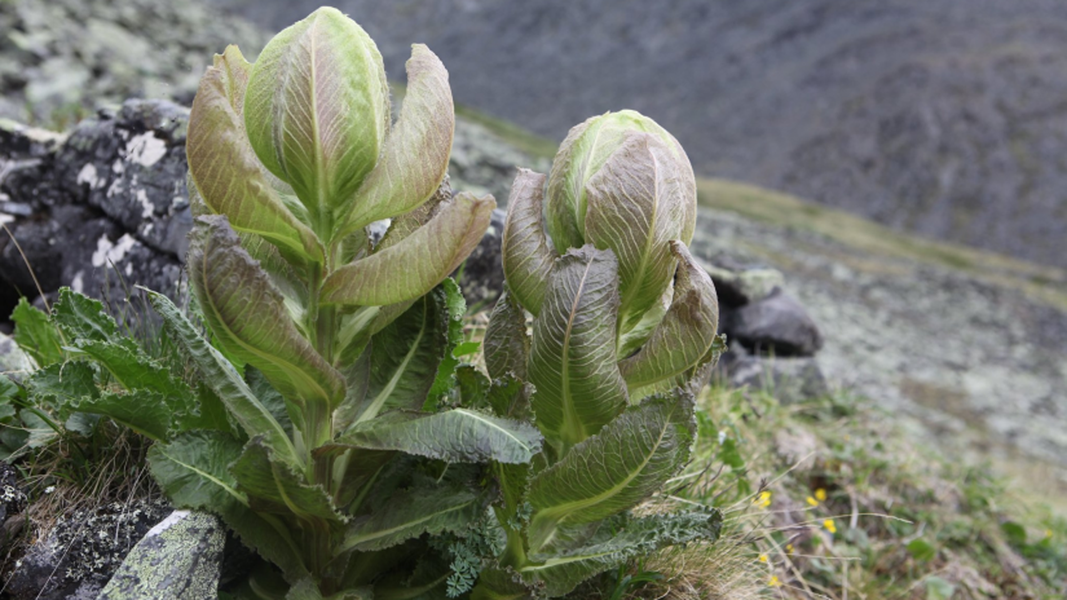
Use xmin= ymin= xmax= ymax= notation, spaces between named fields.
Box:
xmin=704 ymin=264 xmax=785 ymax=308
xmin=99 ymin=510 xmax=225 ymax=600
xmin=719 ymin=287 xmax=824 ymax=357
xmin=724 ymin=352 xmax=830 ymax=405
xmin=6 ymin=497 xmax=171 ymax=600
xmin=0 ymin=333 xmax=34 ymax=377
xmin=459 ymin=208 xmax=506 ymax=309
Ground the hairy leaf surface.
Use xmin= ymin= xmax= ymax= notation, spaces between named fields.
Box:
xmin=322 ymin=192 xmax=495 ymax=307
xmin=187 ymin=215 xmax=345 ymax=415
xmin=341 ymin=44 xmax=454 ymax=233
xmin=525 ymin=394 xmax=695 ymax=552
xmin=231 ymin=437 xmax=346 ymax=522
xmin=244 ymin=7 xmax=389 ymax=225
xmin=340 ymin=482 xmax=481 ymax=552
xmin=500 ymin=169 xmax=555 ymax=316
xmin=71 ymin=389 xmax=173 ymax=441
xmin=187 ymin=45 xmax=322 ymax=262
xmin=619 ymin=242 xmax=719 ymax=388
xmin=584 ymin=132 xmax=687 ymax=328
xmin=337 ymin=408 xmax=541 ymax=464
xmin=529 ymin=246 xmax=628 ymax=451
xmin=483 ymin=289 xmax=529 ymax=381
xmin=146 ymin=290 xmax=298 ymax=464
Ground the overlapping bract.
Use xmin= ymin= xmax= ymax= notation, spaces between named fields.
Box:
xmin=478 ymin=111 xmax=725 ymax=597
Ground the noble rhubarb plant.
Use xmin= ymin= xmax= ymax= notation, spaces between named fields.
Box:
xmin=466 ymin=111 xmax=727 ymax=598
xmin=79 ymin=7 xmax=542 ymax=598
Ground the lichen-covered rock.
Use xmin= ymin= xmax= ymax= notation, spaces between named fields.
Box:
xmin=98 ymin=510 xmax=224 ymax=600
xmin=5 ymin=497 xmax=171 ymax=600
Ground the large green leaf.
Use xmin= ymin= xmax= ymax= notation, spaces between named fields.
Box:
xmin=230 ymin=437 xmax=346 ymax=522
xmin=483 ymin=290 xmax=529 ymax=381
xmin=244 ymin=7 xmax=389 ymax=226
xmin=187 ymin=215 xmax=345 ymax=416
xmin=525 ymin=394 xmax=695 ymax=553
xmin=337 ymin=408 xmax=542 ymax=465
xmin=52 ymin=288 xmax=117 ymax=342
xmin=187 ymin=45 xmax=322 ymax=262
xmin=146 ymin=290 xmax=298 ymax=465
xmin=10 ymin=298 xmax=63 ymax=367
xmin=584 ymin=132 xmax=688 ymax=329
xmin=344 ymin=292 xmax=448 ymax=427
xmin=321 ymin=192 xmax=495 ymax=307
xmin=27 ymin=361 xmax=97 ymax=412
xmin=618 ymin=242 xmax=719 ymax=388
xmin=340 ymin=44 xmax=454 ymax=234
xmin=339 ymin=482 xmax=481 ymax=553
xmin=149 ymin=430 xmax=308 ymax=579
xmin=528 ymin=246 xmax=628 ymax=453
xmin=500 ymin=169 xmax=555 ymax=316
xmin=70 ymin=339 xmax=189 ymax=400
xmin=520 ymin=511 xmax=721 ymax=597
xmin=71 ymin=389 xmax=173 ymax=441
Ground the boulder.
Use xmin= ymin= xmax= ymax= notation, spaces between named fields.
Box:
xmin=5 ymin=497 xmax=171 ymax=600
xmin=719 ymin=287 xmax=823 ymax=357
xmin=98 ymin=510 xmax=224 ymax=600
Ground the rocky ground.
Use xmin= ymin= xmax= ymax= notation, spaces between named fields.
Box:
xmin=207 ymin=0 xmax=1067 ymax=271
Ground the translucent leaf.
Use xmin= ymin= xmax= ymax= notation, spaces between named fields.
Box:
xmin=484 ymin=289 xmax=529 ymax=382
xmin=584 ymin=132 xmax=688 ymax=329
xmin=529 ymin=246 xmax=628 ymax=452
xmin=500 ymin=169 xmax=555 ymax=316
xmin=322 ymin=192 xmax=495 ymax=307
xmin=519 ymin=511 xmax=721 ymax=597
xmin=618 ymin=242 xmax=720 ymax=388
xmin=337 ymin=408 xmax=542 ymax=465
xmin=187 ymin=45 xmax=323 ymax=262
xmin=339 ymin=482 xmax=481 ymax=553
xmin=11 ymin=298 xmax=63 ymax=367
xmin=341 ymin=44 xmax=455 ymax=233
xmin=146 ymin=290 xmax=299 ymax=465
xmin=187 ymin=215 xmax=345 ymax=416
xmin=244 ymin=7 xmax=390 ymax=227
xmin=525 ymin=394 xmax=695 ymax=552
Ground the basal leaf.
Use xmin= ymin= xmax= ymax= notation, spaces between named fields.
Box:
xmin=483 ymin=289 xmax=529 ymax=382
xmin=149 ymin=430 xmax=308 ymax=579
xmin=525 ymin=394 xmax=695 ymax=553
xmin=231 ymin=436 xmax=346 ymax=523
xmin=10 ymin=298 xmax=63 ymax=367
xmin=244 ymin=7 xmax=389 ymax=227
xmin=619 ymin=242 xmax=719 ymax=388
xmin=346 ymin=292 xmax=448 ymax=427
xmin=52 ymin=288 xmax=117 ymax=343
xmin=529 ymin=246 xmax=628 ymax=453
xmin=322 ymin=192 xmax=495 ymax=307
xmin=337 ymin=408 xmax=542 ymax=465
xmin=187 ymin=45 xmax=323 ymax=262
xmin=187 ymin=215 xmax=345 ymax=417
xmin=339 ymin=482 xmax=481 ymax=553
xmin=146 ymin=290 xmax=299 ymax=465
xmin=427 ymin=278 xmax=466 ymax=402
xmin=485 ymin=375 xmax=532 ymax=422
xmin=500 ymin=169 xmax=555 ymax=316
xmin=341 ymin=44 xmax=454 ymax=233
xmin=584 ymin=132 xmax=688 ymax=329
xmin=520 ymin=510 xmax=721 ymax=597
xmin=71 ymin=339 xmax=190 ymax=401
xmin=27 ymin=361 xmax=97 ymax=412
xmin=71 ymin=389 xmax=173 ymax=441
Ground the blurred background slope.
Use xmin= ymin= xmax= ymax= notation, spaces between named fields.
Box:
xmin=206 ymin=0 xmax=1067 ymax=269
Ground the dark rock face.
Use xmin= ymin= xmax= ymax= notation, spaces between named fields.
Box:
xmin=0 ymin=100 xmax=188 ymax=324
xmin=720 ymin=287 xmax=824 ymax=357
xmin=458 ymin=208 xmax=506 ymax=309
xmin=5 ymin=497 xmax=171 ymax=600
xmin=209 ymin=0 xmax=1067 ymax=269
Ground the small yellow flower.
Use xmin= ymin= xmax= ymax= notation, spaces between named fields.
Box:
xmin=1047 ymin=529 xmax=1053 ymax=539
xmin=806 ymin=496 xmax=819 ymax=507
xmin=823 ymin=519 xmax=837 ymax=534
xmin=759 ymin=553 xmax=768 ymax=563
xmin=815 ymin=488 xmax=827 ymax=502
xmin=769 ymin=575 xmax=783 ymax=587
xmin=786 ymin=543 xmax=795 ymax=554
xmin=754 ymin=490 xmax=772 ymax=508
